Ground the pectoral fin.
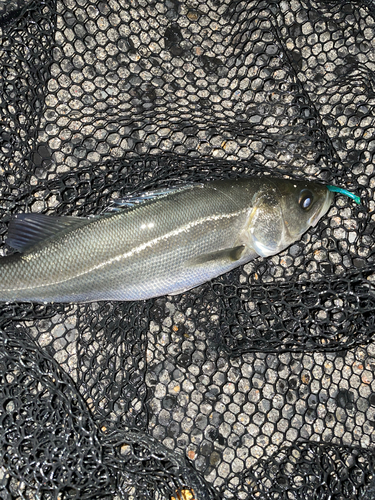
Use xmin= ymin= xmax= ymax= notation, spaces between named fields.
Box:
xmin=187 ymin=245 xmax=246 ymax=267
xmin=168 ymin=245 xmax=251 ymax=297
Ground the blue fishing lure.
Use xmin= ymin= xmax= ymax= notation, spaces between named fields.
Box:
xmin=327 ymin=185 xmax=361 ymax=205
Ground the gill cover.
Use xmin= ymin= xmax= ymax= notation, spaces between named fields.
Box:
xmin=248 ymin=189 xmax=284 ymax=257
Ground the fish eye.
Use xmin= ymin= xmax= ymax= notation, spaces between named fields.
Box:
xmin=299 ymin=190 xmax=314 ymax=210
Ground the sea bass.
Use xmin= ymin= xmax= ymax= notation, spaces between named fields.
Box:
xmin=0 ymin=177 xmax=334 ymax=303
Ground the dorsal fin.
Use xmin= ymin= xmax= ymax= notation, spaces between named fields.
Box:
xmin=105 ymin=184 xmax=199 ymax=212
xmin=6 ymin=213 xmax=92 ymax=252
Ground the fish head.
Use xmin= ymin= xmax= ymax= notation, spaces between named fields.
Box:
xmin=246 ymin=179 xmax=334 ymax=257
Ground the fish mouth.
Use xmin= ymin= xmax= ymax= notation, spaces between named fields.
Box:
xmin=309 ymin=188 xmax=334 ymax=228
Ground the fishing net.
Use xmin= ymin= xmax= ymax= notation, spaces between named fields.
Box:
xmin=0 ymin=0 xmax=375 ymax=498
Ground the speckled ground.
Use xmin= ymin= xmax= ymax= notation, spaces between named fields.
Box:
xmin=0 ymin=0 xmax=375 ymax=498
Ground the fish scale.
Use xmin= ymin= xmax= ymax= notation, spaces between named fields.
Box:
xmin=0 ymin=177 xmax=333 ymax=303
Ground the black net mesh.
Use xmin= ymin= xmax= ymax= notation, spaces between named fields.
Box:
xmin=0 ymin=0 xmax=375 ymax=498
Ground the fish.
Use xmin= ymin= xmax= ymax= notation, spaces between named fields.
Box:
xmin=0 ymin=177 xmax=335 ymax=303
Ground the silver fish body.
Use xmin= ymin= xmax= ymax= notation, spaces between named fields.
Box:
xmin=0 ymin=177 xmax=333 ymax=303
